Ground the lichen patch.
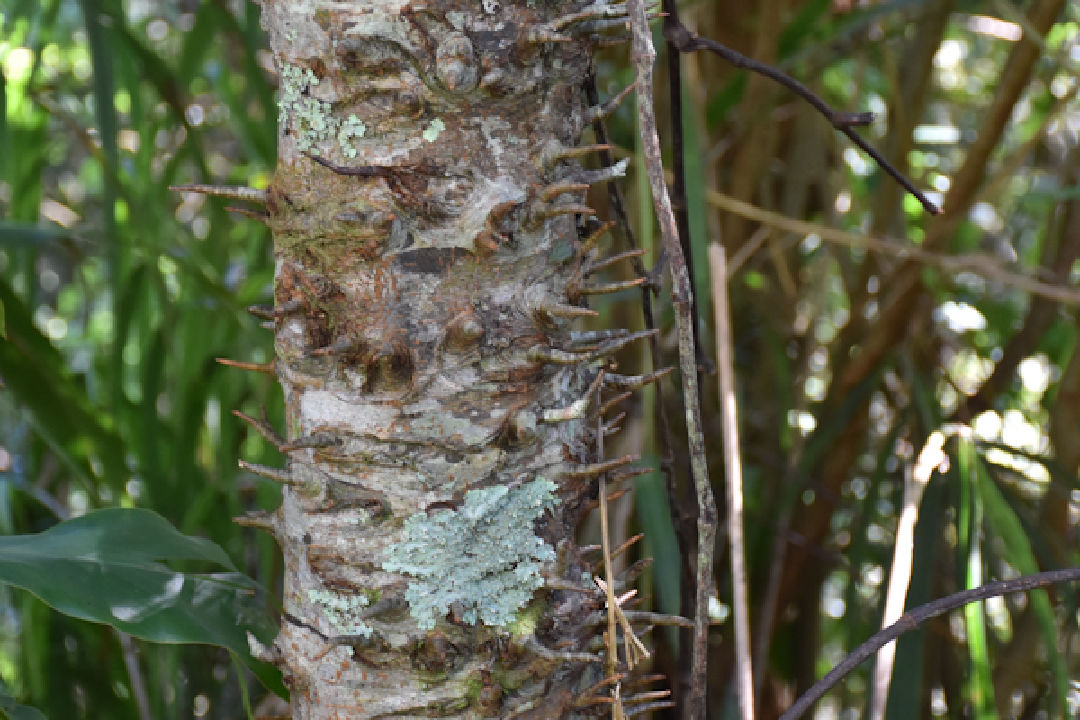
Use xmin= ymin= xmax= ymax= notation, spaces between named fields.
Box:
xmin=308 ymin=588 xmax=374 ymax=638
xmin=277 ymin=63 xmax=366 ymax=157
xmin=422 ymin=118 xmax=446 ymax=143
xmin=381 ymin=478 xmax=558 ymax=630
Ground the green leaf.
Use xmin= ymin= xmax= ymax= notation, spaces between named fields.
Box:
xmin=778 ymin=0 xmax=831 ymax=58
xmin=956 ymin=435 xmax=996 ymax=720
xmin=976 ymin=457 xmax=1067 ymax=715
xmin=0 ymin=221 xmax=79 ymax=249
xmin=0 ymin=688 xmax=46 ymax=720
xmin=0 ymin=508 xmax=284 ymax=695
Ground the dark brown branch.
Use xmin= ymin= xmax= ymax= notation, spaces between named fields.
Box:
xmin=662 ymin=22 xmax=941 ymax=215
xmin=304 ymin=152 xmax=433 ymax=178
xmin=662 ymin=0 xmax=714 ymax=376
xmin=779 ymin=567 xmax=1080 ymax=720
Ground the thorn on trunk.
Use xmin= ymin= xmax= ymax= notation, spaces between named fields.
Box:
xmin=528 ymin=204 xmax=597 ymax=230
xmin=608 ymin=467 xmax=649 ymax=485
xmin=216 ymin=357 xmax=276 ymax=375
xmin=522 ymin=635 xmax=602 ymax=664
xmin=527 ymin=345 xmax=593 ymax=366
xmin=247 ymin=298 xmax=303 ymax=320
xmin=540 ymin=182 xmax=591 ymax=202
xmin=446 ymin=311 xmax=485 ymax=349
xmin=575 ymin=277 xmax=647 ymax=296
xmin=224 ymin=206 xmax=269 ymax=224
xmin=603 ymin=367 xmax=674 ymax=390
xmin=170 ymin=184 xmax=267 ymax=204
xmin=579 ymin=220 xmax=617 ymax=253
xmin=623 ymin=689 xmax=673 ymax=706
xmin=552 ymin=4 xmax=629 ymax=31
xmin=473 ymin=230 xmax=502 ymax=255
xmin=584 ymin=83 xmax=636 ymax=124
xmin=625 ymin=700 xmax=677 ymax=717
xmin=580 ymin=328 xmax=659 ymax=358
xmin=562 ymin=454 xmax=638 ymax=480
xmin=601 ymin=410 xmax=627 ymax=436
xmin=238 ymin=459 xmax=302 ymax=486
xmin=609 ymin=533 xmax=644 ymax=563
xmin=556 ymin=144 xmax=614 ymax=161
xmin=280 ymin=434 xmax=343 ymax=452
xmin=584 ymin=486 xmax=631 ymax=511
xmin=596 ymin=391 xmax=632 ymax=418
xmin=233 ymin=409 xmax=286 ymax=449
xmin=233 ymin=510 xmax=279 ymax=535
xmin=542 ymin=395 xmax=590 ymax=423
xmin=538 ymin=302 xmax=599 ymax=320
xmin=572 ymin=160 xmax=630 ymax=187
xmin=574 ymin=672 xmax=628 ymax=707
xmin=526 ymin=27 xmax=575 ymax=43
xmin=541 ymin=370 xmax=605 ymax=422
xmin=617 ymin=557 xmax=653 ymax=589
xmin=585 ymin=248 xmax=648 ymax=275
xmin=246 ymin=632 xmax=281 ymax=664
xmin=308 ymin=337 xmax=361 ymax=357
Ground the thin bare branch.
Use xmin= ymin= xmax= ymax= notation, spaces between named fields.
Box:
xmin=779 ymin=567 xmax=1080 ymax=720
xmin=869 ymin=431 xmax=941 ymax=720
xmin=626 ymin=2 xmax=717 ymax=718
xmin=708 ymin=244 xmax=754 ymax=720
xmin=661 ymin=23 xmax=939 ymax=214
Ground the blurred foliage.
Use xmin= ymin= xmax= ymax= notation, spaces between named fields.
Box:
xmin=600 ymin=0 xmax=1080 ymax=716
xmin=2 ymin=0 xmax=1080 ymax=718
xmin=0 ymin=0 xmax=281 ymax=717
xmin=596 ymin=0 xmax=1080 ymax=717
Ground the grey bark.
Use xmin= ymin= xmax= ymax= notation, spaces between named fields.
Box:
xmin=253 ymin=1 xmax=633 ymax=717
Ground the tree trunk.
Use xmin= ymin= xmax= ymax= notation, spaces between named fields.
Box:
xmin=254 ymin=1 xmax=632 ymax=716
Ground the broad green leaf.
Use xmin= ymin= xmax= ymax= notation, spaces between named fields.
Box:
xmin=0 ymin=222 xmax=80 ymax=249
xmin=778 ymin=0 xmax=831 ymax=58
xmin=976 ymin=457 xmax=1067 ymax=715
xmin=0 ymin=690 xmax=45 ymax=720
xmin=956 ymin=435 xmax=997 ymax=720
xmin=0 ymin=508 xmax=283 ymax=696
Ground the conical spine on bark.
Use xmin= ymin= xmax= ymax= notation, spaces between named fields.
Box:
xmin=255 ymin=0 xmax=643 ymax=717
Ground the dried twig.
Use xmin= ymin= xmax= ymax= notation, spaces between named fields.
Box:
xmin=703 ymin=189 xmax=1080 ymax=306
xmin=595 ymin=371 xmax=625 ymax=720
xmin=708 ymin=244 xmax=754 ymax=720
xmin=868 ymin=431 xmax=943 ymax=720
xmin=626 ymin=2 xmax=718 ymax=718
xmin=662 ymin=22 xmax=939 ymax=214
xmin=779 ymin=567 xmax=1080 ymax=720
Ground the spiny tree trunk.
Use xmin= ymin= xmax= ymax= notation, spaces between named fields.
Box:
xmin=251 ymin=1 xmax=642 ymax=716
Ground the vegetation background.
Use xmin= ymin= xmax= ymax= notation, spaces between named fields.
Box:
xmin=1 ymin=0 xmax=1079 ymax=718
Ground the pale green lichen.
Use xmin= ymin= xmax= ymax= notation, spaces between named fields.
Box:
xmin=382 ymin=478 xmax=558 ymax=630
xmin=308 ymin=588 xmax=373 ymax=639
xmin=337 ymin=114 xmax=367 ymax=158
xmin=506 ymin=599 xmax=543 ymax=640
xmin=422 ymin=118 xmax=445 ymax=143
xmin=278 ymin=64 xmax=366 ymax=157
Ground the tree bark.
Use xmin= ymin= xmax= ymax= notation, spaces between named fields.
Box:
xmin=254 ymin=1 xmax=629 ymax=716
